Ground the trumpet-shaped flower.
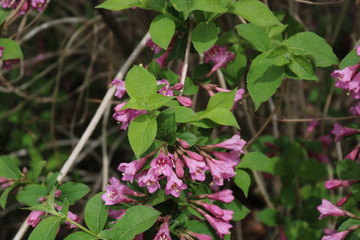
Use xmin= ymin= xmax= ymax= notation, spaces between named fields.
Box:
xmin=317 ymin=199 xmax=347 ymax=219
xmin=204 ymin=46 xmax=235 ymax=76
xmin=321 ymin=230 xmax=350 ymax=240
xmin=165 ymin=171 xmax=187 ymax=197
xmin=118 ymin=157 xmax=148 ymax=183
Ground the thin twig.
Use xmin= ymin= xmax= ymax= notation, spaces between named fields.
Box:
xmin=295 ymin=0 xmax=344 ymax=5
xmin=12 ymin=31 xmax=150 ymax=240
xmin=179 ymin=23 xmax=192 ymax=96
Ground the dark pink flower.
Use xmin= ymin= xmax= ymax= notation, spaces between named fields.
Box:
xmin=109 ymin=209 xmax=127 ymax=219
xmin=182 ymin=155 xmax=208 ymax=181
xmin=208 ymin=134 xmax=246 ymax=153
xmin=0 ymin=46 xmax=4 ymax=58
xmin=176 ymin=96 xmax=192 ymax=107
xmin=306 ymin=119 xmax=319 ymax=135
xmin=165 ymin=171 xmax=187 ymax=197
xmin=154 ymin=219 xmax=172 ymax=240
xmin=345 ymin=145 xmax=360 ymax=160
xmin=113 ymin=102 xmax=147 ymax=130
xmin=319 ymin=135 xmax=333 ymax=148
xmin=325 ymin=179 xmax=359 ymax=189
xmin=66 ymin=211 xmax=82 ymax=228
xmin=206 ymin=189 xmax=234 ymax=203
xmin=146 ymin=39 xmax=162 ymax=54
xmin=331 ymin=123 xmax=360 ymax=142
xmin=118 ymin=157 xmax=148 ymax=183
xmin=279 ymin=227 xmax=287 ymax=240
xmin=150 ymin=151 xmax=174 ymax=177
xmin=332 ymin=64 xmax=359 ymax=83
xmin=204 ymin=46 xmax=235 ymax=76
xmin=321 ymin=230 xmax=350 ymax=240
xmin=336 ymin=192 xmax=353 ymax=207
xmin=112 ymin=79 xmax=126 ymax=99
xmin=27 ymin=211 xmax=45 ymax=227
xmin=317 ymin=199 xmax=347 ymax=219
xmin=158 ymin=79 xmax=174 ymax=97
xmin=349 ymin=102 xmax=360 ymax=116
xmin=31 ymin=0 xmax=47 ymax=11
xmin=204 ymin=213 xmax=232 ymax=239
xmin=137 ymin=169 xmax=161 ymax=193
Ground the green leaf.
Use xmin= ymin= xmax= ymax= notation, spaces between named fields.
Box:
xmin=28 ymin=161 xmax=46 ymax=182
xmin=288 ymin=55 xmax=318 ymax=80
xmin=177 ymin=132 xmax=197 ymax=146
xmin=192 ymin=22 xmax=219 ymax=54
xmin=150 ymin=15 xmax=175 ymax=49
xmin=0 ymin=184 xmax=16 ymax=209
xmin=142 ymin=0 xmax=166 ymax=12
xmin=16 ymin=184 xmax=48 ymax=206
xmin=283 ymin=32 xmax=338 ymax=67
xmin=222 ymin=44 xmax=247 ymax=88
xmin=339 ymin=48 xmax=360 ymax=69
xmin=174 ymin=106 xmax=197 ymax=123
xmin=145 ymin=189 xmax=169 ymax=206
xmin=235 ymin=24 xmax=273 ymax=52
xmin=338 ymin=218 xmax=360 ymax=240
xmin=206 ymin=89 xmax=236 ymax=111
xmin=247 ymin=51 xmax=285 ymax=110
xmin=256 ymin=208 xmax=279 ymax=227
xmin=46 ymin=172 xmax=60 ymax=191
xmin=197 ymin=108 xmax=239 ymax=128
xmin=85 ymin=193 xmax=108 ymax=234
xmin=64 ymin=232 xmax=97 ymax=240
xmin=234 ymin=169 xmax=251 ymax=197
xmin=170 ymin=213 xmax=188 ymax=232
xmin=0 ymin=156 xmax=22 ymax=179
xmin=145 ymin=94 xmax=174 ymax=110
xmin=112 ymin=205 xmax=160 ymax=240
xmin=0 ymin=38 xmax=22 ymax=60
xmin=183 ymin=77 xmax=199 ymax=95
xmin=156 ymin=108 xmax=177 ymax=144
xmin=28 ymin=216 xmax=61 ymax=240
xmin=58 ymin=182 xmax=90 ymax=205
xmin=228 ymin=0 xmax=281 ymax=27
xmin=189 ymin=0 xmax=228 ymax=13
xmin=237 ymin=152 xmax=273 ymax=172
xmin=337 ymin=159 xmax=360 ymax=180
xmin=297 ymin=159 xmax=327 ymax=182
xmin=170 ymin=0 xmax=191 ymax=19
xmin=125 ymin=65 xmax=157 ymax=100
xmin=95 ymin=0 xmax=141 ymax=10
xmin=0 ymin=8 xmax=11 ymax=25
xmin=128 ymin=114 xmax=157 ymax=158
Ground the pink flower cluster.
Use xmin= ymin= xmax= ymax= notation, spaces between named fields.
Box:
xmin=331 ymin=46 xmax=360 ymax=116
xmin=1 ymin=0 xmax=47 ymax=15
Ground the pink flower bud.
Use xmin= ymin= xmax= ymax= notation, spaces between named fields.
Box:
xmin=177 ymin=138 xmax=190 ymax=149
xmin=27 ymin=211 xmax=45 ymax=227
xmin=176 ymin=96 xmax=192 ymax=107
xmin=208 ymin=134 xmax=246 ymax=153
xmin=66 ymin=211 xmax=82 ymax=228
xmin=344 ymin=145 xmax=360 ymax=160
xmin=336 ymin=192 xmax=353 ymax=207
xmin=204 ymin=213 xmax=232 ymax=239
xmin=172 ymin=83 xmax=184 ymax=90
xmin=112 ymin=79 xmax=126 ymax=99
xmin=206 ymin=189 xmax=234 ymax=203
xmin=325 ymin=179 xmax=359 ymax=190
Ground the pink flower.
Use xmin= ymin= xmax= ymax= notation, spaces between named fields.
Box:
xmin=0 ymin=177 xmax=13 ymax=188
xmin=345 ymin=145 xmax=360 ymax=160
xmin=279 ymin=227 xmax=287 ymax=240
xmin=146 ymin=39 xmax=162 ymax=54
xmin=317 ymin=199 xmax=347 ymax=219
xmin=150 ymin=151 xmax=174 ymax=177
xmin=109 ymin=209 xmax=127 ymax=219
xmin=165 ymin=171 xmax=187 ymax=197
xmin=320 ymin=135 xmax=333 ymax=148
xmin=208 ymin=134 xmax=246 ymax=153
xmin=204 ymin=213 xmax=232 ymax=239
xmin=205 ymin=158 xmax=236 ymax=186
xmin=66 ymin=211 xmax=82 ymax=228
xmin=331 ymin=123 xmax=360 ymax=142
xmin=158 ymin=79 xmax=174 ymax=97
xmin=204 ymin=46 xmax=235 ymax=76
xmin=325 ymin=179 xmax=358 ymax=189
xmin=331 ymin=64 xmax=359 ymax=83
xmin=349 ymin=102 xmax=360 ymax=116
xmin=101 ymin=177 xmax=137 ymax=205
xmin=177 ymin=138 xmax=190 ymax=149
xmin=112 ymin=79 xmax=126 ymax=99
xmin=306 ymin=119 xmax=319 ymax=135
xmin=200 ymin=203 xmax=233 ymax=221
xmin=154 ymin=219 xmax=172 ymax=240
xmin=137 ymin=169 xmax=161 ymax=193
xmin=0 ymin=46 xmax=4 ymax=58
xmin=321 ymin=230 xmax=350 ymax=240
xmin=27 ymin=211 xmax=45 ymax=227
xmin=206 ymin=190 xmax=234 ymax=203
xmin=357 ymin=46 xmax=360 ymax=56
xmin=186 ymin=230 xmax=212 ymax=240
xmin=31 ymin=0 xmax=47 ymax=11
xmin=234 ymin=89 xmax=245 ymax=102
xmin=212 ymin=151 xmax=240 ymax=167
xmin=174 ymin=158 xmax=185 ymax=178
xmin=186 ymin=150 xmax=204 ymax=161
xmin=113 ymin=102 xmax=147 ymax=130
xmin=118 ymin=157 xmax=148 ymax=183
xmin=176 ymin=96 xmax=192 ymax=107
xmin=182 ymin=155 xmax=208 ymax=181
